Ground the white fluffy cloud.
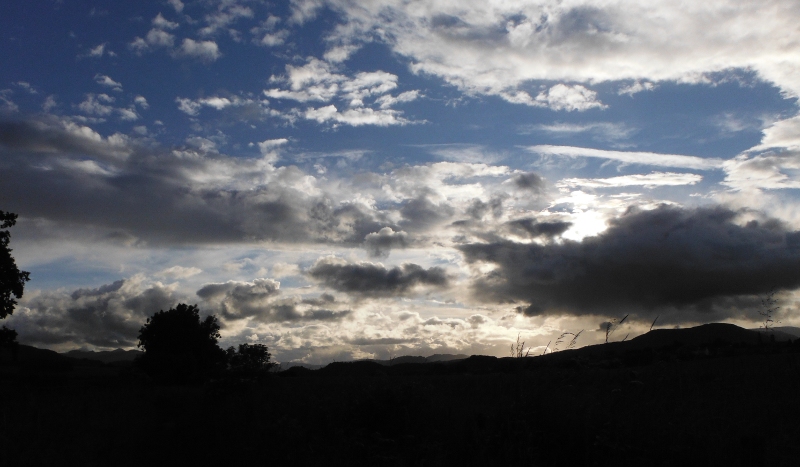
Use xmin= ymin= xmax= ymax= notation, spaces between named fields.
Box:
xmin=175 ymin=95 xmax=260 ymax=116
xmin=153 ymin=13 xmax=179 ymax=30
xmin=265 ymin=58 xmax=420 ymax=127
xmin=94 ymin=74 xmax=122 ymax=91
xmin=303 ymin=0 xmax=800 ymax=105
xmin=175 ymin=38 xmax=221 ymax=62
xmin=501 ymin=84 xmax=606 ymax=111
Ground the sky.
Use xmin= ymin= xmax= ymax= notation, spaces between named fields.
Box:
xmin=2 ymin=0 xmax=800 ymax=363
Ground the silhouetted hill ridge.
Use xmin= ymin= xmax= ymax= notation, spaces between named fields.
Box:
xmin=62 ymin=348 xmax=142 ymax=363
xmin=277 ymin=323 xmax=797 ymax=377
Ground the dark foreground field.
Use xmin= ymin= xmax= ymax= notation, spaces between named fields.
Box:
xmin=1 ymin=326 xmax=800 ymax=467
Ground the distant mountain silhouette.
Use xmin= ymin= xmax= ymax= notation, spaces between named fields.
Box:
xmin=278 ymin=361 xmax=326 ymax=370
xmin=0 ymin=344 xmax=69 ymax=363
xmin=276 ymin=323 xmax=798 ymax=378
xmin=370 ymin=353 xmax=469 ymax=365
xmin=62 ymin=348 xmax=142 ymax=364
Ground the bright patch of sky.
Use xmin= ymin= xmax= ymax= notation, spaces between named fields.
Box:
xmin=1 ymin=0 xmax=800 ymax=362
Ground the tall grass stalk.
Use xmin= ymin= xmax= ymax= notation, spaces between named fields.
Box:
xmin=605 ymin=314 xmax=629 ymax=343
xmin=510 ymin=333 xmax=530 ymax=358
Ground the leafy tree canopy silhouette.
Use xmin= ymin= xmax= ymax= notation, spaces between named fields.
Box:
xmin=137 ymin=303 xmax=227 ymax=384
xmin=227 ymin=343 xmax=276 ymax=376
xmin=0 ymin=211 xmax=30 ymax=319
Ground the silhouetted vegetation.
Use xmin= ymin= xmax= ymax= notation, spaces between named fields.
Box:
xmin=0 ymin=210 xmax=30 ymax=320
xmin=0 ymin=325 xmax=18 ymax=361
xmin=226 ymin=343 xmax=276 ymax=378
xmin=758 ymin=287 xmax=780 ymax=334
xmin=136 ymin=303 xmax=227 ymax=384
xmin=1 ymin=324 xmax=799 ymax=466
xmin=0 ymin=210 xmax=28 ymax=361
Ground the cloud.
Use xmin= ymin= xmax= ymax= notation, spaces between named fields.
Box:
xmin=511 ymin=83 xmax=606 ymax=111
xmin=258 ymin=138 xmax=288 ymax=152
xmin=304 ymin=105 xmax=411 ymax=127
xmin=130 ymin=28 xmax=177 ymax=52
xmin=117 ymin=107 xmax=140 ymax=121
xmin=197 ymin=278 xmax=350 ymax=322
xmin=0 ymin=118 xmax=396 ymax=246
xmin=77 ymin=93 xmax=138 ymax=121
xmin=618 ymin=80 xmax=656 ymax=96
xmin=77 ymin=93 xmax=115 ymax=116
xmin=94 ymin=74 xmax=122 ymax=91
xmin=458 ymin=204 xmax=800 ymax=322
xmin=14 ymin=82 xmax=37 ymax=94
xmin=318 ymin=0 xmax=800 ymax=102
xmin=83 ymin=43 xmax=115 ymax=58
xmin=168 ymin=0 xmax=184 ymax=13
xmin=419 ymin=144 xmax=505 ymax=164
xmin=722 ymin=151 xmax=800 ymax=191
xmin=175 ymin=95 xmax=258 ymax=116
xmin=199 ymin=3 xmax=253 ymax=36
xmin=558 ymin=172 xmax=703 ymax=189
xmin=524 ymin=121 xmax=635 ymax=142
xmin=508 ymin=172 xmax=546 ymax=193
xmin=505 ymin=218 xmax=572 ymax=238
xmin=257 ymin=138 xmax=288 ymax=163
xmin=158 ymin=266 xmax=202 ymax=279
xmin=42 ymin=95 xmax=57 ymax=112
xmin=307 ymin=257 xmax=449 ymax=297
xmin=265 ymin=58 xmax=420 ymax=126
xmin=375 ymin=90 xmax=420 ymax=109
xmin=363 ymin=227 xmax=409 ymax=258
xmin=751 ymin=115 xmax=800 ymax=152
xmin=528 ymin=145 xmax=724 ymax=170
xmin=134 ymin=96 xmax=149 ymax=109
xmin=290 ymin=0 xmax=326 ymax=24
xmin=175 ymin=38 xmax=221 ymax=62
xmin=152 ymin=13 xmax=179 ymax=30
xmin=6 ymin=276 xmax=181 ymax=349
xmin=259 ymin=30 xmax=289 ymax=46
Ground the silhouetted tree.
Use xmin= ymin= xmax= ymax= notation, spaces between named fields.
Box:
xmin=137 ymin=303 xmax=227 ymax=384
xmin=0 ymin=211 xmax=30 ymax=319
xmin=226 ymin=343 xmax=276 ymax=377
xmin=0 ymin=211 xmax=28 ymax=360
xmin=0 ymin=325 xmax=19 ymax=361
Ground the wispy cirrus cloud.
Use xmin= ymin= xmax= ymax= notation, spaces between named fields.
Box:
xmin=528 ymin=145 xmax=724 ymax=170
xmin=558 ymin=172 xmax=703 ymax=189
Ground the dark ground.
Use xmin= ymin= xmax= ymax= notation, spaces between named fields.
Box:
xmin=1 ymin=327 xmax=799 ymax=466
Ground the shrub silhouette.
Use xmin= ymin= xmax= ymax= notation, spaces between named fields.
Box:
xmin=226 ymin=343 xmax=276 ymax=377
xmin=136 ymin=303 xmax=227 ymax=384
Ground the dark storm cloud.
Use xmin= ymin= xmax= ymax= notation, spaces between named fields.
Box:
xmin=466 ymin=196 xmax=505 ymax=219
xmin=459 ymin=205 xmax=800 ymax=322
xmin=307 ymin=258 xmax=450 ymax=297
xmin=510 ymin=172 xmax=546 ymax=192
xmin=0 ymin=120 xmax=128 ymax=160
xmin=197 ymin=278 xmax=281 ymax=301
xmin=5 ymin=278 xmax=181 ymax=349
xmin=505 ymin=218 xmax=572 ymax=238
xmin=363 ymin=227 xmax=409 ymax=258
xmin=0 ymin=118 xmax=389 ymax=246
xmin=196 ymin=279 xmax=351 ymax=323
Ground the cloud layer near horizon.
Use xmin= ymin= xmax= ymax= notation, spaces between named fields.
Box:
xmin=460 ymin=205 xmax=800 ymax=323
